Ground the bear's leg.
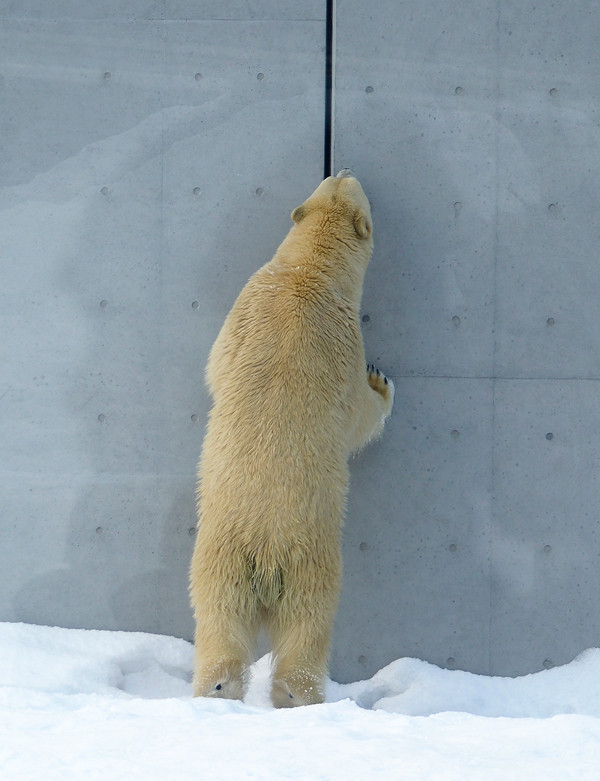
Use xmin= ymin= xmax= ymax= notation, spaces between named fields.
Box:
xmin=191 ymin=552 xmax=260 ymax=701
xmin=192 ymin=607 xmax=259 ymax=700
xmin=267 ymin=555 xmax=340 ymax=708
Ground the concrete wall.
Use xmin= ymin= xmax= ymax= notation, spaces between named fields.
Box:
xmin=0 ymin=1 xmax=325 ymax=639
xmin=2 ymin=1 xmax=600 ymax=682
xmin=332 ymin=0 xmax=600 ymax=681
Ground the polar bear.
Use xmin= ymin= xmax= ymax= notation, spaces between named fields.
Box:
xmin=190 ymin=170 xmax=394 ymax=707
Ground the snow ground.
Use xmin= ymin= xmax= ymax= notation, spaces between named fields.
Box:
xmin=1 ymin=623 xmax=599 ymax=780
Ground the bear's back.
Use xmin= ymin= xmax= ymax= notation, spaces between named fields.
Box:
xmin=222 ymin=263 xmax=359 ymax=404
xmin=198 ymin=264 xmax=359 ymax=540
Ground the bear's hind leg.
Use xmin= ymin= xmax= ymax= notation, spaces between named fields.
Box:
xmin=267 ymin=557 xmax=340 ymax=708
xmin=193 ymin=607 xmax=260 ymax=700
xmin=269 ymin=616 xmax=331 ymax=707
xmin=191 ymin=550 xmax=262 ymax=701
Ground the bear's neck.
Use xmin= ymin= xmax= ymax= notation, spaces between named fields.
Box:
xmin=274 ymin=221 xmax=371 ymax=307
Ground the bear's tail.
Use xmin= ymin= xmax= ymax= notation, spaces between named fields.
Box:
xmin=249 ymin=558 xmax=283 ymax=608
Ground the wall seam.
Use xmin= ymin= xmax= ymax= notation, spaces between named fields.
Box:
xmin=324 ymin=0 xmax=336 ymax=177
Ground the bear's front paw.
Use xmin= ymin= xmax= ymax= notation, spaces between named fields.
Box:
xmin=367 ymin=364 xmax=393 ymax=396
xmin=366 ymin=364 xmax=395 ymax=419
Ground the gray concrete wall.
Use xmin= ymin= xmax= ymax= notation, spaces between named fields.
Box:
xmin=2 ymin=1 xmax=600 ymax=683
xmin=332 ymin=0 xmax=600 ymax=681
xmin=0 ymin=1 xmax=325 ymax=639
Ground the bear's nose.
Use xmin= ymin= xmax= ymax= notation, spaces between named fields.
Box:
xmin=336 ymin=168 xmax=353 ymax=178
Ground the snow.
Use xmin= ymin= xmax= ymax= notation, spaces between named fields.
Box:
xmin=1 ymin=623 xmax=599 ymax=780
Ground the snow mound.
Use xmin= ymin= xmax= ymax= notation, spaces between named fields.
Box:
xmin=2 ymin=623 xmax=600 ymax=780
xmin=330 ymin=650 xmax=600 ymax=717
xmin=3 ymin=622 xmax=600 ymax=718
xmin=0 ymin=622 xmax=193 ymax=699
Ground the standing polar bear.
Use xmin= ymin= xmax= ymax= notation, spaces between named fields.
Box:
xmin=190 ymin=170 xmax=394 ymax=707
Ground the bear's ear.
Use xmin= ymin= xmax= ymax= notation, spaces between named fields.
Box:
xmin=291 ymin=204 xmax=306 ymax=223
xmin=354 ymin=212 xmax=372 ymax=239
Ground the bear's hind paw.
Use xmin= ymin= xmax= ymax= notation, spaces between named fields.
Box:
xmin=193 ymin=662 xmax=247 ymax=701
xmin=271 ymin=673 xmax=325 ymax=708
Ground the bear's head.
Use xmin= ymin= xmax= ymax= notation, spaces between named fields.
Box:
xmin=290 ymin=170 xmax=373 ymax=245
